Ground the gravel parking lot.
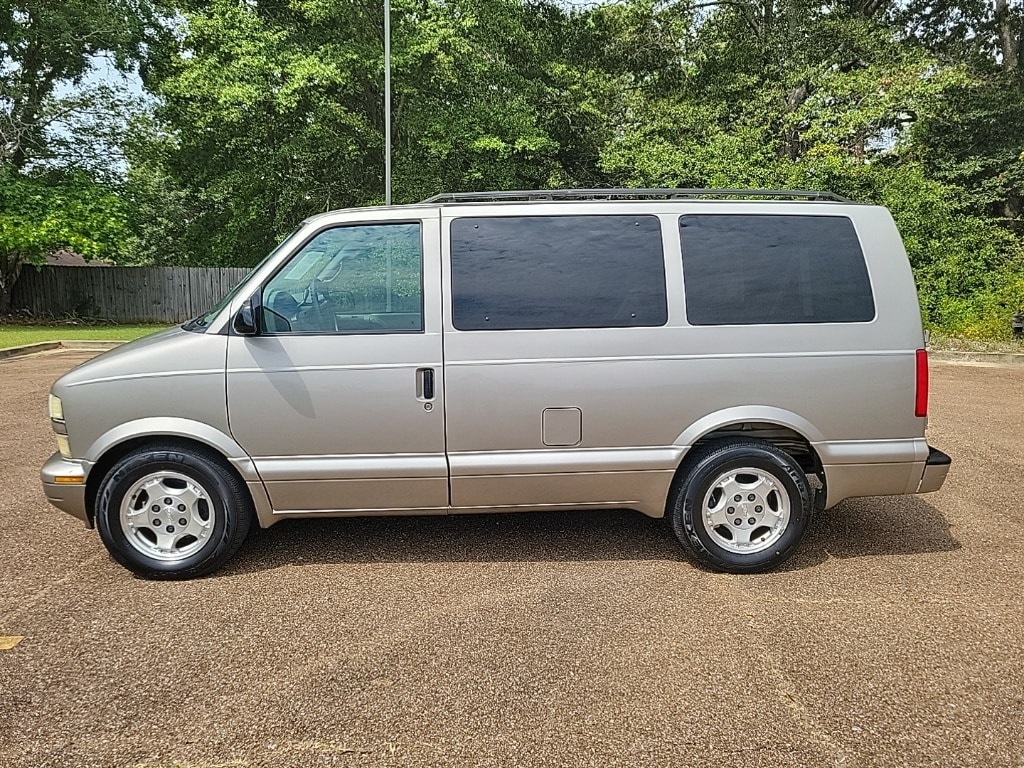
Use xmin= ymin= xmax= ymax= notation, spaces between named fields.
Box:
xmin=1 ymin=350 xmax=1022 ymax=768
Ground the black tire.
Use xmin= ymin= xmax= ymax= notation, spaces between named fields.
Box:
xmin=95 ymin=443 xmax=254 ymax=580
xmin=669 ymin=438 xmax=812 ymax=573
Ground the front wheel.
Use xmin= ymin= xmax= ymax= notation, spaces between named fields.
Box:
xmin=669 ymin=438 xmax=812 ymax=573
xmin=95 ymin=444 xmax=253 ymax=580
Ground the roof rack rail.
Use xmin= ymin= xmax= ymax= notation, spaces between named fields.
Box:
xmin=420 ymin=188 xmax=851 ymax=204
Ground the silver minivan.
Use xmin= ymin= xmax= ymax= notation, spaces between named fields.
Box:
xmin=41 ymin=189 xmax=951 ymax=579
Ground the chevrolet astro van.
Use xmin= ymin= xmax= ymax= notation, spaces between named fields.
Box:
xmin=41 ymin=188 xmax=951 ymax=579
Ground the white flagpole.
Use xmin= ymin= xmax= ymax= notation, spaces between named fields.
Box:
xmin=384 ymin=0 xmax=392 ymax=206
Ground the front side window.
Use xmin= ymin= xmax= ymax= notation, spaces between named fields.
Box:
xmin=450 ymin=215 xmax=667 ymax=331
xmin=679 ymin=214 xmax=875 ymax=326
xmin=260 ymin=222 xmax=423 ymax=334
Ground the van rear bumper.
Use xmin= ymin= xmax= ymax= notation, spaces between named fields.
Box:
xmin=820 ymin=439 xmax=950 ymax=508
xmin=917 ymin=445 xmax=951 ymax=493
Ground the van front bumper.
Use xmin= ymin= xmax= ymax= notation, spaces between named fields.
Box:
xmin=41 ymin=452 xmax=91 ymax=527
xmin=918 ymin=445 xmax=951 ymax=493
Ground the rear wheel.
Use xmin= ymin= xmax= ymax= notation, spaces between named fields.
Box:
xmin=669 ymin=438 xmax=812 ymax=573
xmin=95 ymin=444 xmax=253 ymax=579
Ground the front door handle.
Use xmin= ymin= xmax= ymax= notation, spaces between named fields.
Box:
xmin=417 ymin=368 xmax=435 ymax=400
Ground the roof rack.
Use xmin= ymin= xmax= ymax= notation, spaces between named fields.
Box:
xmin=420 ymin=188 xmax=852 ymax=204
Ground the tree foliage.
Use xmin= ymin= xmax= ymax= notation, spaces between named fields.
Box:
xmin=0 ymin=1 xmax=168 ymax=310
xmin=4 ymin=0 xmax=1024 ymax=336
xmin=0 ymin=169 xmax=127 ymax=311
xmin=1 ymin=0 xmax=169 ymax=171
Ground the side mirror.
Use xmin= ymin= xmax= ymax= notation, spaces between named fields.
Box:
xmin=233 ymin=295 xmax=262 ymax=336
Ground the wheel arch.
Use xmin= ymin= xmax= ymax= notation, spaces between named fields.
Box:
xmin=83 ymin=419 xmax=267 ymax=527
xmin=670 ymin=407 xmax=826 ymax=506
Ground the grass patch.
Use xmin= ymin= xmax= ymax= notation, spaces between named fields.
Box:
xmin=0 ymin=324 xmax=172 ymax=349
xmin=928 ymin=333 xmax=1024 ymax=354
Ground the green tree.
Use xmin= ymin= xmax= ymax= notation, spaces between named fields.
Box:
xmin=0 ymin=170 xmax=127 ymax=312
xmin=591 ymin=0 xmax=1024 ymax=334
xmin=1 ymin=1 xmax=169 ymax=311
xmin=898 ymin=0 xmax=1024 ymax=222
xmin=129 ymin=0 xmax=612 ymax=266
xmin=119 ymin=0 xmax=1024 ymax=337
xmin=1 ymin=0 xmax=169 ymax=171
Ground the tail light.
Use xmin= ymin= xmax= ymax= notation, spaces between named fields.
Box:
xmin=915 ymin=348 xmax=928 ymax=418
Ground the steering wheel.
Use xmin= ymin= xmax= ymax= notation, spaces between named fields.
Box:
xmin=302 ymin=278 xmax=334 ymax=330
xmin=303 ymin=278 xmax=330 ymax=308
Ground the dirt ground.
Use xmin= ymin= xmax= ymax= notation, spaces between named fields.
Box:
xmin=0 ymin=351 xmax=1021 ymax=768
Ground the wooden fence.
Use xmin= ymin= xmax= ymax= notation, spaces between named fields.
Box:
xmin=11 ymin=265 xmax=252 ymax=323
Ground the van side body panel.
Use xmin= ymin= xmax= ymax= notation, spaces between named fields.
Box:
xmin=440 ymin=202 xmax=927 ymax=517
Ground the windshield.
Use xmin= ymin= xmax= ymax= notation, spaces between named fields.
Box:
xmin=182 ymin=227 xmax=303 ymax=332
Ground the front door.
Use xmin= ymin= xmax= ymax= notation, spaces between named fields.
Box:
xmin=226 ymin=213 xmax=447 ymax=516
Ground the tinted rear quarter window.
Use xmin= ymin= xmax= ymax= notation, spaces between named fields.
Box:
xmin=679 ymin=214 xmax=875 ymax=325
xmin=450 ymin=215 xmax=667 ymax=330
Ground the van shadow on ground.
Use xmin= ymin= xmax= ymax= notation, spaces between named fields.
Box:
xmin=781 ymin=495 xmax=960 ymax=571
xmin=222 ymin=495 xmax=959 ymax=576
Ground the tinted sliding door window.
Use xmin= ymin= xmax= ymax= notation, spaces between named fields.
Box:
xmin=260 ymin=222 xmax=423 ymax=334
xmin=450 ymin=215 xmax=667 ymax=330
xmin=678 ymin=214 xmax=875 ymax=325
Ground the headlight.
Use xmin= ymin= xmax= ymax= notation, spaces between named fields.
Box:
xmin=49 ymin=395 xmax=69 ymax=456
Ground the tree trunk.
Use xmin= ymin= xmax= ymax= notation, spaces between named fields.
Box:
xmin=852 ymin=0 xmax=887 ymax=18
xmin=995 ymin=0 xmax=1020 ymax=73
xmin=0 ymin=257 xmax=24 ymax=315
xmin=1004 ymin=194 xmax=1022 ymax=222
xmin=780 ymin=82 xmax=810 ymax=160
